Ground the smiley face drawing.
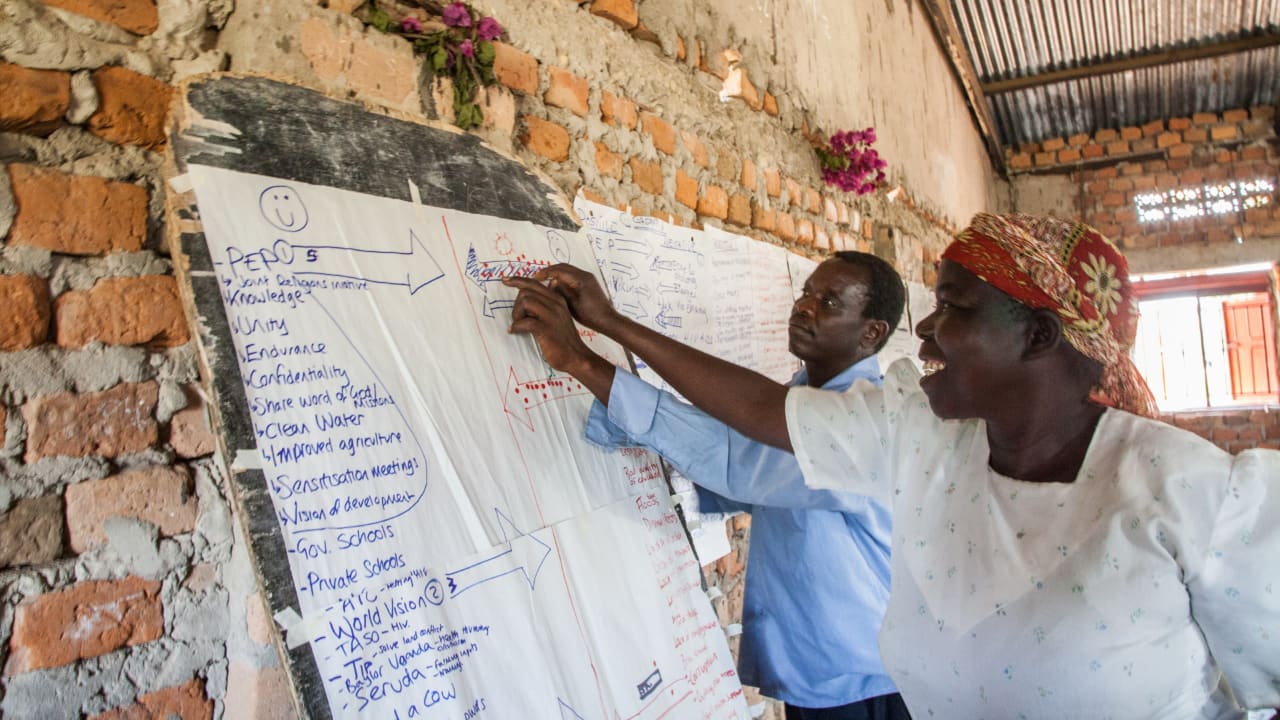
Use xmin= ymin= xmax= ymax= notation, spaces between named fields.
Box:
xmin=259 ymin=185 xmax=309 ymax=232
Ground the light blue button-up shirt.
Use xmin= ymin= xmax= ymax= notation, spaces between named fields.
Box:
xmin=584 ymin=356 xmax=896 ymax=708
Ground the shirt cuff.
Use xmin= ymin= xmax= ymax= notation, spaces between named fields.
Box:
xmin=604 ymin=369 xmax=662 ymax=436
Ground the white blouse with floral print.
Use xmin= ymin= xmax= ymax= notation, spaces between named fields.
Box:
xmin=786 ymin=358 xmax=1279 ymax=719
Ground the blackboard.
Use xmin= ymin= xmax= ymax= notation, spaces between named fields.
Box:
xmin=170 ymin=75 xmax=578 ymax=720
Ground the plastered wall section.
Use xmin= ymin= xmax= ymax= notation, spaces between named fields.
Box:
xmin=2 ymin=0 xmax=1009 ymax=716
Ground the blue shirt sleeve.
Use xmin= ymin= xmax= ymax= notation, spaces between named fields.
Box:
xmin=584 ymin=370 xmax=874 ymax=515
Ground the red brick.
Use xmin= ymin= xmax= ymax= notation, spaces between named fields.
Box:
xmin=90 ymin=678 xmax=213 ymax=720
xmin=1211 ymin=124 xmax=1239 ymax=141
xmin=0 ymin=497 xmax=65 ymax=569
xmin=814 ymin=226 xmax=830 ymax=251
xmin=600 ymin=91 xmax=637 ymax=129
xmin=823 ymin=196 xmax=838 ymax=223
xmin=1240 ymin=145 xmax=1266 ymax=161
xmin=1033 ymin=151 xmax=1055 ymax=166
xmin=1042 ymin=137 xmax=1066 ymax=151
xmin=65 ymin=466 xmax=198 ymax=553
xmin=1131 ymin=138 xmax=1156 ymax=153
xmin=776 ymin=212 xmax=797 ymax=242
xmin=640 ymin=112 xmax=675 ymax=155
xmin=675 ymin=36 xmax=686 ymax=62
xmin=593 ymin=141 xmax=622 ymax=179
xmin=590 ymin=0 xmax=638 ymax=28
xmin=1193 ymin=112 xmax=1218 ymax=125
xmin=493 ymin=43 xmax=538 ymax=95
xmin=1009 ymin=152 xmax=1032 ymax=169
xmin=763 ymin=167 xmax=781 ymax=197
xmin=804 ymin=188 xmax=821 ymax=214
xmin=797 ymin=219 xmax=815 ymax=245
xmin=1094 ymin=128 xmax=1119 ymax=142
xmin=0 ymin=63 xmax=70 ymax=136
xmin=1141 ymin=119 xmax=1164 ymax=136
xmin=1183 ymin=127 xmax=1208 ymax=143
xmin=1106 ymin=141 xmax=1130 ymax=156
xmin=1222 ymin=108 xmax=1249 ymax=123
xmin=751 ymin=202 xmax=775 ymax=232
xmin=681 ymin=131 xmax=709 ymax=168
xmin=1119 ymin=126 xmax=1142 ymax=141
xmin=55 ymin=275 xmax=188 ymax=349
xmin=6 ymin=576 xmax=162 ymax=674
xmin=543 ymin=67 xmax=588 ymax=117
xmin=1067 ymin=132 xmax=1090 ymax=146
xmin=1251 ymin=105 xmax=1275 ymax=121
xmin=0 ymin=274 xmax=51 ymax=350
xmin=1081 ymin=143 xmax=1105 ymax=159
xmin=784 ymin=176 xmax=802 ymax=206
xmin=87 ymin=66 xmax=169 ymax=150
xmin=8 ymin=165 xmax=146 ymax=255
xmin=1168 ymin=117 xmax=1191 ymax=131
xmin=519 ymin=115 xmax=570 ymax=162
xmin=1102 ymin=192 xmax=1125 ymax=207
xmin=1058 ymin=148 xmax=1082 ymax=163
xmin=1242 ymin=119 xmax=1271 ymax=139
xmin=727 ymin=193 xmax=751 ymax=227
xmin=223 ymin=663 xmax=291 ymax=720
xmin=697 ymin=184 xmax=728 ymax=219
xmin=628 ymin=157 xmax=663 ymax=195
xmin=22 ymin=381 xmax=158 ymax=462
xmin=168 ymin=387 xmax=215 ymax=459
xmin=1168 ymin=143 xmax=1193 ymax=159
xmin=1156 ymin=132 xmax=1181 ymax=149
xmin=43 ymin=0 xmax=157 ymax=35
xmin=675 ymin=169 xmax=698 ymax=209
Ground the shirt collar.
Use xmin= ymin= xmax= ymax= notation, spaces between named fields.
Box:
xmin=792 ymin=354 xmax=882 ymax=389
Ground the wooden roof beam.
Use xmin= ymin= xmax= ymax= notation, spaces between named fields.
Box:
xmin=920 ymin=0 xmax=1007 ymax=177
xmin=982 ymin=32 xmax=1280 ymax=95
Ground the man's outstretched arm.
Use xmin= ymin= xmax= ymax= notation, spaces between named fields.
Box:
xmin=505 ymin=265 xmax=792 ymax=452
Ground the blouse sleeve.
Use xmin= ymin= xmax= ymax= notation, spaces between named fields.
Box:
xmin=1189 ymin=448 xmax=1280 ymax=710
xmin=785 ymin=357 xmax=930 ymax=504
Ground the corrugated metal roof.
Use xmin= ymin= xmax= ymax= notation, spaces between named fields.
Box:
xmin=951 ymin=0 xmax=1280 ymax=147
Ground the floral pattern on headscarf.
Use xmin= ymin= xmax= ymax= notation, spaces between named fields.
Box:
xmin=941 ymin=213 xmax=1157 ymax=417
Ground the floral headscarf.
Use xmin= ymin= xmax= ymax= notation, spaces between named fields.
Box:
xmin=941 ymin=213 xmax=1157 ymax=417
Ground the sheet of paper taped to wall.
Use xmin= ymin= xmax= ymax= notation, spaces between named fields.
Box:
xmin=186 ymin=165 xmax=749 ymax=720
xmin=576 ymin=198 xmax=814 ymax=564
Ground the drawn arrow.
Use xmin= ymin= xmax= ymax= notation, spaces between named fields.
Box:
xmin=465 ymin=245 xmax=551 ymax=317
xmin=609 ymin=235 xmax=653 ymax=256
xmin=650 ymin=257 xmax=683 ymax=272
xmin=503 ymin=367 xmax=594 ymax=431
xmin=617 ymin=301 xmax=649 ymax=321
xmin=444 ymin=509 xmax=551 ymax=598
xmin=657 ymin=282 xmax=694 ymax=297
xmin=654 ymin=308 xmax=682 ymax=330
xmin=609 ymin=261 xmax=640 ymax=281
xmin=288 ymin=229 xmax=445 ymax=294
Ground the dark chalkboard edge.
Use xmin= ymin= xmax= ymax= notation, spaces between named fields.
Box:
xmin=162 ymin=87 xmax=319 ymax=720
xmin=172 ymin=71 xmax=580 ymax=227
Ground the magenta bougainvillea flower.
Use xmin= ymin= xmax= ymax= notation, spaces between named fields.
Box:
xmin=476 ymin=16 xmax=503 ymax=41
xmin=400 ymin=16 xmax=423 ymax=33
xmin=459 ymin=38 xmax=475 ymax=58
xmin=442 ymin=2 xmax=471 ymax=27
xmin=816 ymin=127 xmax=887 ymax=195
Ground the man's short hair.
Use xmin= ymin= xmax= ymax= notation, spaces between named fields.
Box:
xmin=832 ymin=251 xmax=906 ymax=352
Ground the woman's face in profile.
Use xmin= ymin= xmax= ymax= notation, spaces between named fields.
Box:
xmin=915 ymin=260 xmax=1034 ymax=421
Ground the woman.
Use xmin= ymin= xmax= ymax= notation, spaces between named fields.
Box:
xmin=506 ymin=213 xmax=1279 ymax=718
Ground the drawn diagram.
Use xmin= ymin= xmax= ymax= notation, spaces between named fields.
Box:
xmin=188 ymin=165 xmax=749 ymax=720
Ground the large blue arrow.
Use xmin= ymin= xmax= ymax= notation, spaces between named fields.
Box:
xmin=288 ymin=228 xmax=445 ymax=294
xmin=444 ymin=509 xmax=551 ymax=598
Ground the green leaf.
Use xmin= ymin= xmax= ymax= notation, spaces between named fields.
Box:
xmin=431 ymin=47 xmax=449 ymax=71
xmin=368 ymin=7 xmax=392 ymax=32
xmin=475 ymin=41 xmax=495 ymax=65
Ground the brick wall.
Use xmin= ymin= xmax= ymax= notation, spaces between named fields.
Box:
xmin=2 ymin=0 xmax=999 ymax=717
xmin=1164 ymin=409 xmax=1280 ymax=454
xmin=0 ymin=1 xmax=287 ymax=717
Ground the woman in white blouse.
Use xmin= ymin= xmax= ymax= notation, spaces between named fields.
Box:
xmin=506 ymin=213 xmax=1279 ymax=718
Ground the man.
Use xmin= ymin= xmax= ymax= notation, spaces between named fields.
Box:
xmin=507 ymin=252 xmax=910 ymax=720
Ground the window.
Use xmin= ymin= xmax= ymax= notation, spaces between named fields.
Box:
xmin=1131 ymin=264 xmax=1279 ymax=411
xmin=1134 ymin=178 xmax=1274 ymax=224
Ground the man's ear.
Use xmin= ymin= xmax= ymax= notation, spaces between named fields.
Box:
xmin=862 ymin=319 xmax=892 ymax=352
xmin=1023 ymin=309 xmax=1063 ymax=360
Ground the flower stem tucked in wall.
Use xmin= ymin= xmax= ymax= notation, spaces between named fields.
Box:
xmin=364 ymin=1 xmax=504 ymax=130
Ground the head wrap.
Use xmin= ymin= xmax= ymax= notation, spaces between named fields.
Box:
xmin=941 ymin=213 xmax=1157 ymax=417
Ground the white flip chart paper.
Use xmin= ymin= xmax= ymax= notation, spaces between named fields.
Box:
xmin=187 ymin=165 xmax=747 ymax=719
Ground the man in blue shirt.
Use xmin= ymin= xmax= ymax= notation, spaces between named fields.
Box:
xmin=507 ymin=252 xmax=910 ymax=720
